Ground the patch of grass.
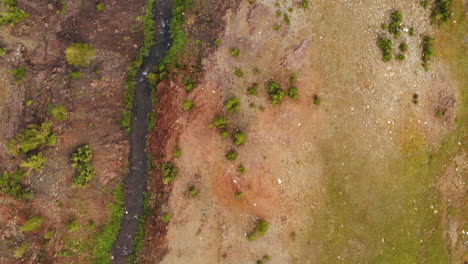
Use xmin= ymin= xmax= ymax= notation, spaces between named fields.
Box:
xmin=210 ymin=115 xmax=227 ymax=129
xmin=421 ymin=36 xmax=435 ymax=71
xmin=301 ymin=0 xmax=310 ymax=8
xmin=234 ymin=68 xmax=244 ymax=77
xmin=70 ymin=145 xmax=94 ymax=187
xmin=233 ymin=130 xmax=246 ymax=145
xmin=0 ymin=47 xmax=5 ymax=56
xmin=187 ymin=186 xmax=199 ymax=197
xmin=226 ymin=150 xmax=238 ymax=161
xmin=273 ymin=23 xmax=281 ymax=31
xmin=182 ymin=99 xmax=193 ymax=111
xmin=287 ymin=86 xmax=299 ymax=99
xmin=431 ymin=0 xmax=453 ymax=24
xmin=247 ymin=83 xmax=259 ymax=95
xmin=235 ymin=191 xmax=243 ymax=199
xmin=0 ymin=169 xmax=30 ymax=199
xmin=65 ymin=43 xmax=95 ymax=67
xmin=159 ymin=162 xmax=178 ymax=184
xmin=13 ymin=243 xmax=28 ymax=258
xmin=377 ymin=37 xmax=392 ymax=62
xmin=172 ymin=147 xmax=182 ymax=158
xmin=399 ymin=42 xmax=408 ymax=52
xmin=420 ymin=0 xmax=429 ymax=8
xmin=121 ymin=110 xmax=132 ymax=133
xmin=92 ymin=184 xmax=124 ymax=264
xmin=128 ymin=192 xmax=149 ymax=264
xmin=67 ymin=71 xmax=81 ymax=79
xmin=96 ymin=3 xmax=103 ymax=12
xmin=231 ymin=48 xmax=240 ymax=57
xmin=237 ymin=165 xmax=245 ymax=174
xmin=67 ymin=218 xmax=80 ymax=232
xmin=162 ymin=0 xmax=192 ymax=65
xmin=161 ymin=213 xmax=171 ymax=223
xmin=225 ymin=96 xmax=240 ymax=112
xmin=221 ymin=130 xmax=229 ymax=138
xmin=266 ymin=81 xmax=285 ymax=106
xmin=21 ymin=216 xmax=44 ymax=232
xmin=409 ymin=27 xmax=415 ymax=36
xmin=20 ymin=153 xmax=46 ymax=174
xmin=0 ymin=0 xmax=29 ymax=26
xmin=246 ymin=232 xmax=256 ymax=241
xmin=147 ymin=112 xmax=155 ymax=132
xmin=11 ymin=66 xmax=26 ymax=83
xmin=7 ymin=122 xmax=56 ymax=155
xmin=48 ymin=104 xmax=67 ymax=121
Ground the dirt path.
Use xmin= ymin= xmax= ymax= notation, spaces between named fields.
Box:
xmin=110 ymin=0 xmax=173 ymax=263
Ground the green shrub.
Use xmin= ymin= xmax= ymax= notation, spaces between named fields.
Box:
xmin=0 ymin=0 xmax=29 ymax=26
xmin=65 ymin=43 xmax=95 ymax=67
xmin=20 ymin=153 xmax=46 ymax=173
xmin=283 ymin=13 xmax=291 ymax=25
xmin=147 ymin=112 xmax=155 ymax=132
xmin=96 ymin=3 xmax=103 ymax=12
xmin=388 ymin=11 xmax=402 ymax=38
xmin=67 ymin=218 xmax=80 ymax=232
xmin=431 ymin=0 xmax=453 ymax=24
xmin=234 ymin=68 xmax=244 ymax=77
xmin=421 ymin=36 xmax=435 ymax=71
xmin=0 ymin=47 xmax=5 ymax=56
xmin=233 ymin=130 xmax=246 ymax=145
xmin=301 ymin=0 xmax=310 ymax=8
xmin=420 ymin=0 xmax=429 ymax=8
xmin=399 ymin=42 xmax=408 ymax=52
xmin=226 ymin=150 xmax=238 ymax=161
xmin=237 ymin=165 xmax=245 ymax=174
xmin=70 ymin=145 xmax=94 ymax=187
xmin=0 ymin=169 xmax=30 ymax=199
xmin=225 ymin=97 xmax=240 ymax=113
xmin=49 ymin=104 xmax=67 ymax=121
xmin=396 ymin=54 xmax=405 ymax=61
xmin=247 ymin=83 xmax=258 ymax=95
xmin=121 ymin=110 xmax=132 ymax=133
xmin=231 ymin=48 xmax=240 ymax=57
xmin=255 ymin=219 xmax=269 ymax=236
xmin=290 ymin=73 xmax=297 ymax=82
xmin=266 ymin=81 xmax=285 ymax=105
xmin=313 ymin=94 xmax=321 ymax=105
xmin=262 ymin=255 xmax=271 ymax=261
xmin=377 ymin=37 xmax=392 ymax=62
xmin=235 ymin=191 xmax=243 ymax=199
xmin=246 ymin=232 xmax=256 ymax=241
xmin=187 ymin=186 xmax=199 ymax=197
xmin=11 ymin=66 xmax=26 ymax=83
xmin=221 ymin=130 xmax=229 ymax=138
xmin=273 ymin=24 xmax=281 ymax=31
xmin=13 ymin=243 xmax=28 ymax=258
xmin=183 ymin=75 xmax=196 ymax=92
xmin=159 ymin=162 xmax=178 ymax=184
xmin=21 ymin=216 xmax=44 ymax=232
xmin=182 ymin=99 xmax=193 ymax=111
xmin=381 ymin=23 xmax=388 ymax=30
xmin=210 ymin=115 xmax=227 ymax=129
xmin=409 ymin=27 xmax=415 ymax=36
xmin=287 ymin=86 xmax=299 ymax=100
xmin=161 ymin=213 xmax=171 ymax=223
xmin=172 ymin=147 xmax=182 ymax=158
xmin=7 ymin=122 xmax=56 ymax=155
xmin=67 ymin=71 xmax=81 ymax=79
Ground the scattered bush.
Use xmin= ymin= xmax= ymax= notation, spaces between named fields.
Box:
xmin=183 ymin=74 xmax=196 ymax=92
xmin=70 ymin=145 xmax=94 ymax=187
xmin=421 ymin=36 xmax=435 ymax=71
xmin=287 ymin=86 xmax=299 ymax=100
xmin=377 ymin=37 xmax=392 ymax=62
xmin=431 ymin=0 xmax=453 ymax=24
xmin=255 ymin=219 xmax=269 ymax=236
xmin=7 ymin=122 xmax=56 ymax=155
xmin=65 ymin=43 xmax=95 ymax=67
xmin=225 ymin=97 xmax=240 ymax=112
xmin=187 ymin=186 xmax=199 ymax=197
xmin=246 ymin=232 xmax=256 ymax=241
xmin=233 ymin=130 xmax=246 ymax=145
xmin=172 ymin=147 xmax=182 ymax=158
xmin=221 ymin=130 xmax=229 ymax=138
xmin=0 ymin=0 xmax=29 ymax=26
xmin=313 ymin=94 xmax=321 ymax=105
xmin=159 ymin=162 xmax=178 ymax=184
xmin=161 ymin=213 xmax=171 ymax=223
xmin=210 ymin=115 xmax=227 ymax=129
xmin=21 ymin=216 xmax=44 ymax=232
xmin=20 ymin=153 xmax=46 ymax=173
xmin=182 ymin=99 xmax=194 ymax=111
xmin=247 ymin=83 xmax=259 ymax=95
xmin=234 ymin=68 xmax=244 ymax=77
xmin=388 ymin=11 xmax=402 ymax=38
xmin=0 ymin=169 xmax=30 ymax=199
xmin=266 ymin=81 xmax=285 ymax=106
xmin=11 ymin=66 xmax=26 ymax=83
xmin=231 ymin=48 xmax=240 ymax=57
xmin=48 ymin=104 xmax=67 ymax=121
xmin=273 ymin=24 xmax=281 ymax=31
xmin=226 ymin=150 xmax=238 ymax=161
xmin=396 ymin=54 xmax=406 ymax=61
xmin=399 ymin=42 xmax=408 ymax=52
xmin=237 ymin=165 xmax=245 ymax=174
xmin=409 ymin=27 xmax=415 ymax=36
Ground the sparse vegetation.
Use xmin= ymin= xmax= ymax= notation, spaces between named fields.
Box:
xmin=188 ymin=186 xmax=199 ymax=197
xmin=225 ymin=97 xmax=240 ymax=112
xmin=0 ymin=47 xmax=5 ymax=56
xmin=247 ymin=83 xmax=259 ymax=95
xmin=182 ymin=99 xmax=194 ymax=111
xmin=0 ymin=169 xmax=30 ymax=199
xmin=290 ymin=73 xmax=297 ymax=82
xmin=301 ymin=0 xmax=310 ymax=8
xmin=11 ymin=66 xmax=26 ymax=83
xmin=431 ymin=0 xmax=453 ymax=24
xmin=421 ymin=36 xmax=435 ymax=70
xmin=399 ymin=42 xmax=408 ymax=52
xmin=172 ymin=147 xmax=182 ymax=158
xmin=246 ymin=232 xmax=256 ymax=241
xmin=231 ymin=48 xmax=240 ymax=57
xmin=287 ymin=86 xmax=299 ymax=100
xmin=266 ymin=81 xmax=285 ymax=105
xmin=20 ymin=153 xmax=46 ymax=173
xmin=226 ymin=150 xmax=238 ymax=161
xmin=273 ymin=24 xmax=281 ymax=31
xmin=255 ymin=219 xmax=269 ymax=236
xmin=237 ymin=165 xmax=245 ymax=174
xmin=313 ymin=94 xmax=321 ymax=105
xmin=377 ymin=37 xmax=392 ymax=62
xmin=412 ymin=93 xmax=419 ymax=104
xmin=67 ymin=71 xmax=81 ymax=79
xmin=159 ymin=162 xmax=178 ymax=184
xmin=13 ymin=243 xmax=28 ymax=258
xmin=396 ymin=54 xmax=406 ymax=61
xmin=7 ymin=122 xmax=56 ymax=155
xmin=70 ymin=145 xmax=94 ymax=187
xmin=235 ymin=191 xmax=243 ymax=199
xmin=96 ymin=3 xmax=103 ymax=12
xmin=233 ymin=130 xmax=246 ymax=145
xmin=161 ymin=213 xmax=171 ymax=223
xmin=0 ymin=0 xmax=29 ymax=26
xmin=210 ymin=115 xmax=227 ymax=129
xmin=234 ymin=68 xmax=244 ymax=77
xmin=65 ymin=43 xmax=95 ymax=67
xmin=409 ymin=27 xmax=415 ymax=36
xmin=49 ymin=104 xmax=67 ymax=121
xmin=420 ymin=0 xmax=429 ymax=8
xmin=388 ymin=11 xmax=403 ymax=38
xmin=21 ymin=216 xmax=44 ymax=232
xmin=221 ymin=130 xmax=229 ymax=138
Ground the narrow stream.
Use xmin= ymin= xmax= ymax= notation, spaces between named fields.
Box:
xmin=111 ymin=0 xmax=172 ymax=263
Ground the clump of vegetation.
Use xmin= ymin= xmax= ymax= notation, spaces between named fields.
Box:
xmin=287 ymin=86 xmax=299 ymax=100
xmin=283 ymin=13 xmax=291 ymax=25
xmin=246 ymin=232 xmax=256 ymax=241
xmin=235 ymin=191 xmax=243 ymax=199
xmin=255 ymin=219 xmax=269 ymax=236
xmin=377 ymin=37 xmax=392 ymax=62
xmin=65 ymin=43 xmax=95 ymax=67
xmin=387 ymin=11 xmax=403 ymax=38
xmin=266 ymin=81 xmax=285 ymax=105
xmin=96 ymin=3 xmax=103 ymax=12
xmin=183 ymin=74 xmax=196 ymax=92
xmin=412 ymin=93 xmax=419 ymax=104
xmin=231 ymin=48 xmax=240 ymax=57
xmin=182 ymin=99 xmax=194 ymax=111
xmin=210 ymin=115 xmax=227 ymax=129
xmin=420 ymin=0 xmax=429 ymax=8
xmin=257 ymin=255 xmax=271 ymax=264
xmin=421 ymin=36 xmax=435 ymax=71
xmin=431 ymin=0 xmax=453 ymax=24
xmin=187 ymin=186 xmax=199 ymax=197
xmin=234 ymin=68 xmax=244 ymax=77
xmin=70 ymin=145 xmax=94 ymax=187
xmin=313 ymin=94 xmax=321 ymax=105
xmin=11 ymin=66 xmax=26 ymax=83
xmin=161 ymin=213 xmax=171 ymax=223
xmin=399 ymin=42 xmax=408 ymax=52
xmin=396 ymin=54 xmax=406 ymax=61
xmin=13 ymin=243 xmax=28 ymax=258
xmin=0 ymin=169 xmax=30 ymax=199
xmin=408 ymin=27 xmax=415 ymax=36
xmin=7 ymin=122 xmax=56 ymax=155
xmin=67 ymin=218 xmax=80 ymax=232
xmin=273 ymin=24 xmax=281 ymax=31
xmin=248 ymin=0 xmax=256 ymax=3
xmin=121 ymin=110 xmax=132 ymax=133
xmin=233 ymin=130 xmax=246 ymax=145
xmin=225 ymin=97 xmax=240 ymax=112
xmin=20 ymin=153 xmax=46 ymax=174
xmin=48 ymin=104 xmax=67 ymax=121
xmin=301 ymin=0 xmax=310 ymax=8
xmin=0 ymin=47 xmax=6 ymax=56
xmin=159 ymin=162 xmax=178 ymax=184
xmin=172 ymin=147 xmax=182 ymax=158
xmin=21 ymin=216 xmax=44 ymax=232
xmin=290 ymin=73 xmax=297 ymax=82
xmin=247 ymin=83 xmax=259 ymax=95
xmin=226 ymin=150 xmax=238 ymax=161
xmin=221 ymin=130 xmax=229 ymax=138
xmin=0 ymin=0 xmax=29 ymax=26
xmin=237 ymin=165 xmax=245 ymax=174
